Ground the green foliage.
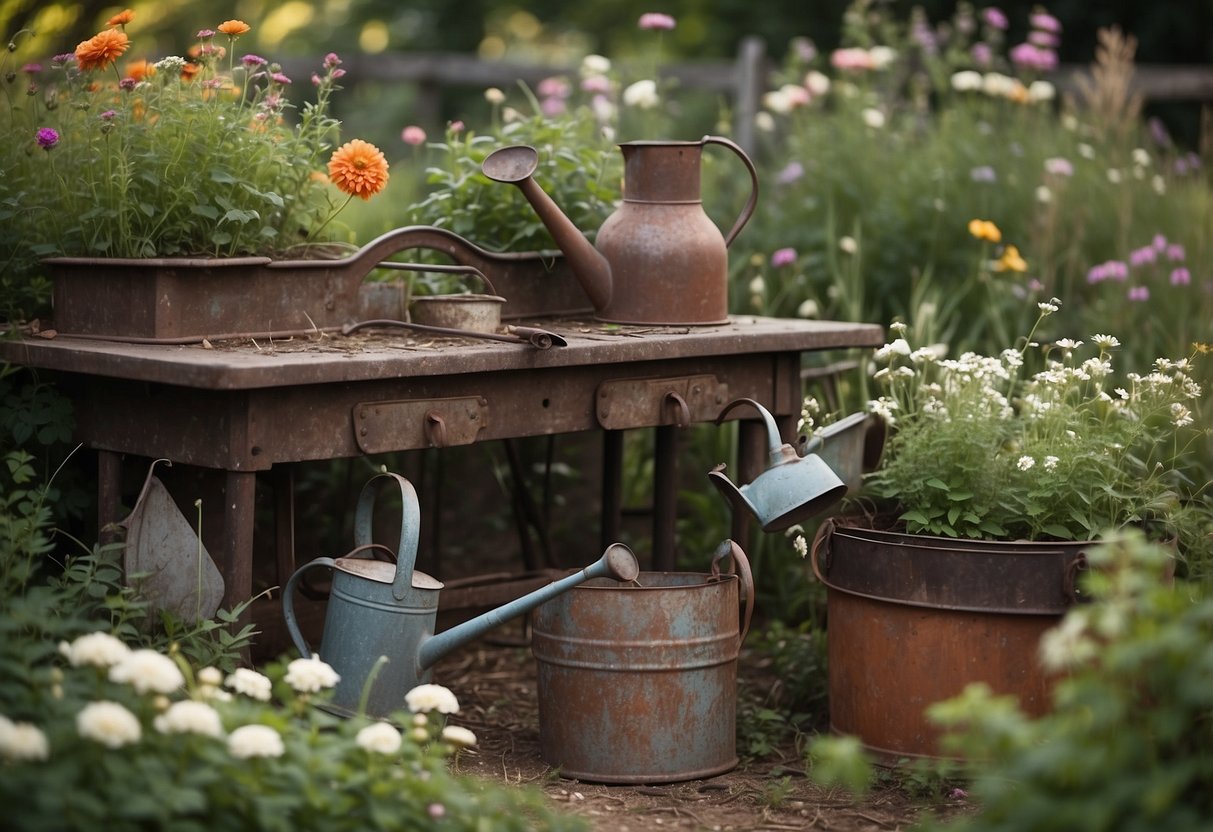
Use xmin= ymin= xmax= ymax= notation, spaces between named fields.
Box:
xmin=0 ymin=20 xmax=361 ymax=270
xmin=917 ymin=534 xmax=1213 ymax=832
xmin=861 ymin=306 xmax=1213 ymax=577
xmin=405 ymin=105 xmax=621 ymax=255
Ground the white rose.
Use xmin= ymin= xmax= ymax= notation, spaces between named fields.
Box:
xmin=77 ymin=701 xmax=142 ymax=748
xmin=59 ymin=632 xmax=131 ymax=669
xmin=283 ymin=656 xmax=340 ymax=693
xmin=153 ymin=701 xmax=224 ymax=739
xmin=440 ymin=725 xmax=478 ymax=748
xmin=227 ymin=724 xmax=284 ymax=759
xmin=356 ymin=722 xmax=403 ymax=754
xmin=405 ymin=683 xmax=460 ymax=715
xmin=108 ymin=649 xmax=185 ymax=695
xmin=0 ymin=715 xmax=50 ymax=762
xmin=226 ymin=667 xmax=273 ymax=701
xmin=622 ymin=79 xmax=659 ymax=109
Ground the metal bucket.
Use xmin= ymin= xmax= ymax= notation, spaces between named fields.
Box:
xmin=531 ymin=541 xmax=753 ymax=784
xmin=812 ymin=519 xmax=1091 ymax=759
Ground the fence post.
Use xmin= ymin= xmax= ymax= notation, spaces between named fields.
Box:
xmin=733 ymin=36 xmax=767 ymax=153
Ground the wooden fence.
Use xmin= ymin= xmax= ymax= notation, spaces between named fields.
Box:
xmin=284 ymin=38 xmax=1213 ymax=152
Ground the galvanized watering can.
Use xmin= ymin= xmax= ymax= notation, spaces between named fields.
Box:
xmin=283 ymin=472 xmax=639 ymax=718
xmin=708 ymin=398 xmax=848 ymax=532
xmin=481 ymin=136 xmax=759 ymax=326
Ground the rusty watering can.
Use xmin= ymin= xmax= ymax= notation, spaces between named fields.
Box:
xmin=283 ymin=472 xmax=639 ymax=718
xmin=708 ymin=398 xmax=848 ymax=532
xmin=481 ymin=136 xmax=759 ymax=326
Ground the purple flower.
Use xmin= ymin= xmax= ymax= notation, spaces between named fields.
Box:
xmin=242 ymin=54 xmax=268 ymax=67
xmin=982 ymin=7 xmax=1009 ymax=30
xmin=771 ymin=247 xmax=797 ymax=268
xmin=197 ymin=29 xmax=215 ymax=39
xmin=271 ymin=72 xmax=291 ymax=85
xmin=21 ymin=63 xmax=42 ymax=74
xmin=776 ymin=161 xmax=805 ymax=185
xmin=330 ymin=68 xmax=346 ymax=80
xmin=971 ymin=42 xmax=993 ymax=67
xmin=638 ymin=12 xmax=676 ymax=30
xmin=537 ymin=76 xmax=570 ymax=99
xmin=99 ymin=109 xmax=117 ymax=121
xmin=1152 ymin=233 xmax=1167 ymax=251
xmin=52 ymin=53 xmax=76 ymax=67
xmin=1166 ymin=243 xmax=1186 ymax=261
xmin=791 ymin=37 xmax=817 ymax=63
xmin=1148 ymin=117 xmax=1172 ymax=148
xmin=949 ymin=787 xmax=969 ymax=801
xmin=1129 ymin=246 xmax=1157 ymax=267
xmin=970 ymin=165 xmax=997 ymax=183
xmin=324 ymin=52 xmax=342 ymax=68
xmin=1127 ymin=285 xmax=1150 ymax=302
xmin=1087 ymin=260 xmax=1129 ymax=283
xmin=1030 ymin=11 xmax=1063 ymax=33
xmin=1170 ymin=268 xmax=1191 ymax=286
xmin=35 ymin=127 xmax=59 ymax=150
xmin=541 ymin=96 xmax=567 ymax=116
xmin=119 ymin=77 xmax=137 ymax=91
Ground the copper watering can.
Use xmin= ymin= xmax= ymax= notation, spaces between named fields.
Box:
xmin=481 ymin=136 xmax=759 ymax=325
xmin=283 ymin=472 xmax=639 ymax=718
xmin=708 ymin=398 xmax=848 ymax=532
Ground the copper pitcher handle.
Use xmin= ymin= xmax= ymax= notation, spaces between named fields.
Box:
xmin=701 ymin=135 xmax=759 ymax=247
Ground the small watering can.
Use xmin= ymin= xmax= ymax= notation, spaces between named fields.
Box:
xmin=283 ymin=472 xmax=639 ymax=718
xmin=481 ymin=136 xmax=759 ymax=326
xmin=708 ymin=398 xmax=848 ymax=532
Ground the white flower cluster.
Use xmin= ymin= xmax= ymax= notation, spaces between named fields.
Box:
xmin=283 ymin=656 xmax=341 ymax=693
xmin=405 ymin=683 xmax=460 ymax=715
xmin=950 ymin=70 xmax=1055 ymax=103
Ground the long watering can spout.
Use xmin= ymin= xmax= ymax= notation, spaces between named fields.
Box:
xmin=481 ymin=145 xmax=613 ymax=312
xmin=416 ymin=543 xmax=639 ymax=673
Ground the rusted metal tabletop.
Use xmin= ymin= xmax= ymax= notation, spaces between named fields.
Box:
xmin=1 ymin=316 xmax=882 ymax=609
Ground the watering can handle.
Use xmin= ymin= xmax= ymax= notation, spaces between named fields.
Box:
xmin=283 ymin=556 xmax=338 ymax=660
xmin=701 ymin=135 xmax=759 ymax=248
xmin=711 ymin=539 xmax=755 ymax=644
xmin=353 ymin=472 xmax=422 ymax=601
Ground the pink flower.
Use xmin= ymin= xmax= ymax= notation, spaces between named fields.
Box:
xmin=36 ymin=127 xmax=59 ymax=150
xmin=982 ymin=7 xmax=1009 ymax=30
xmin=771 ymin=247 xmax=797 ymax=268
xmin=400 ymin=125 xmax=427 ymax=145
xmin=541 ymin=97 xmax=567 ymax=116
xmin=581 ymin=75 xmax=611 ymax=94
xmin=1170 ymin=268 xmax=1191 ymax=286
xmin=537 ymin=76 xmax=570 ymax=98
xmin=1029 ymin=11 xmax=1062 ymax=33
xmin=1127 ymin=285 xmax=1150 ymax=302
xmin=638 ymin=12 xmax=676 ymax=30
xmin=1010 ymin=43 xmax=1057 ymax=72
xmin=448 ymin=120 xmax=465 ymax=134
xmin=831 ymin=47 xmax=874 ymax=71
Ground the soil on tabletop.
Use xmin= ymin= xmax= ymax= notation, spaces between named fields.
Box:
xmin=431 ymin=634 xmax=972 ymax=832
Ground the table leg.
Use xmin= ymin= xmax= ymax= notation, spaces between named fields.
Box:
xmin=601 ymin=429 xmax=623 ymax=552
xmin=272 ymin=466 xmax=295 ymax=595
xmin=97 ymin=450 xmax=123 ymax=545
xmin=653 ymin=424 xmax=678 ymax=571
xmin=221 ymin=471 xmax=256 ymax=610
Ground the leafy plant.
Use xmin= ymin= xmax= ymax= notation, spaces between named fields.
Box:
xmin=916 ymin=533 xmax=1213 ymax=832
xmin=860 ymin=299 xmax=1211 ymax=576
xmin=0 ymin=12 xmax=384 ymax=272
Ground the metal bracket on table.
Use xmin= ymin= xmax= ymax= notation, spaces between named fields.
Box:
xmin=354 ymin=397 xmax=489 ymax=452
xmin=595 ymin=375 xmax=729 ymax=430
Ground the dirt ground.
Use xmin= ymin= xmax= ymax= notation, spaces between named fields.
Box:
xmin=432 ymin=635 xmax=971 ymax=832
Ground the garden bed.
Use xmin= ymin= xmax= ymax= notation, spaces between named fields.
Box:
xmin=432 ymin=636 xmax=972 ymax=831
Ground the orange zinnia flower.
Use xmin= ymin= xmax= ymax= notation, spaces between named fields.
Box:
xmin=124 ymin=59 xmax=155 ymax=82
xmin=75 ymin=29 xmax=130 ymax=71
xmin=180 ymin=62 xmax=201 ymax=81
xmin=327 ymin=139 xmax=390 ymax=200
xmin=217 ymin=20 xmax=251 ymax=37
xmin=107 ymin=9 xmax=135 ymax=27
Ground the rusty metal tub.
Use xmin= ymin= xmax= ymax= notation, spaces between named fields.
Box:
xmin=811 ymin=519 xmax=1091 ymax=759
xmin=531 ymin=541 xmax=753 ymax=783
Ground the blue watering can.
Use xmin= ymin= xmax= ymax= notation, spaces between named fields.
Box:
xmin=708 ymin=398 xmax=848 ymax=532
xmin=283 ymin=472 xmax=639 ymax=718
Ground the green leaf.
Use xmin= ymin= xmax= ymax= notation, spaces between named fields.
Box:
xmin=900 ymin=510 xmax=931 ymax=525
xmin=190 ymin=203 xmax=220 ymax=220
xmin=947 ymin=490 xmax=974 ymax=501
xmin=1042 ymin=524 xmax=1075 ymax=540
xmin=210 ymin=169 xmax=239 ymax=184
xmin=925 ymin=478 xmax=950 ymax=490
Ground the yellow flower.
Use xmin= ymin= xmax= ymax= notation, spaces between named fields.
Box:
xmin=968 ymin=219 xmax=1002 ymax=243
xmin=994 ymin=245 xmax=1028 ymax=273
xmin=327 ymin=139 xmax=390 ymax=200
xmin=217 ymin=20 xmax=251 ymax=37
xmin=75 ymin=29 xmax=131 ymax=72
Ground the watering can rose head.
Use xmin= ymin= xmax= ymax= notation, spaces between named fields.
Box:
xmin=860 ymin=300 xmax=1210 ymax=553
xmin=1 ymin=11 xmax=386 ymax=268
